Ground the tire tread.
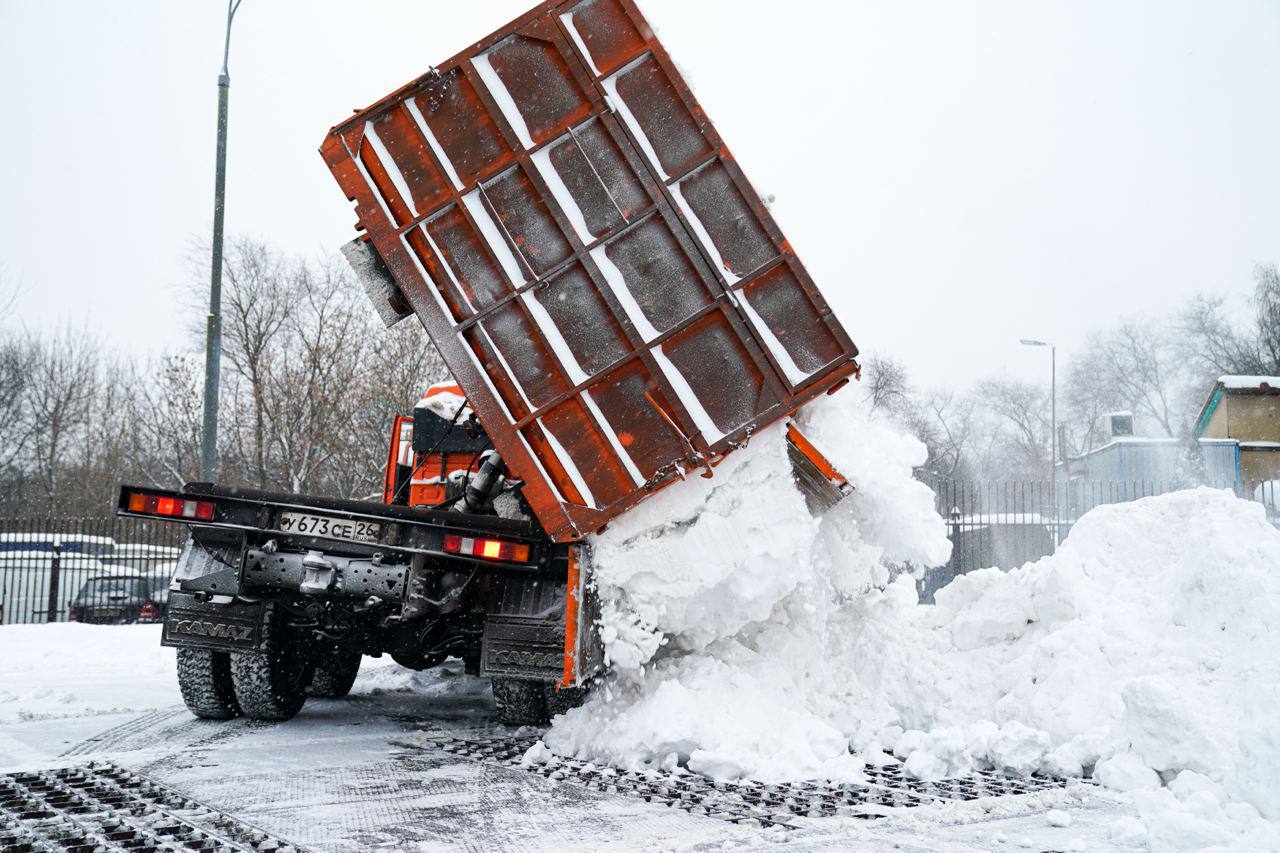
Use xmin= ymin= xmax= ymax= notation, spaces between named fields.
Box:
xmin=492 ymin=677 xmax=550 ymax=726
xmin=307 ymin=652 xmax=362 ymax=698
xmin=175 ymin=648 xmax=240 ymax=720
xmin=229 ymin=614 xmax=311 ymax=721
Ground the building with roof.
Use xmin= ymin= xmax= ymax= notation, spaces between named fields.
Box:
xmin=1194 ymin=376 xmax=1280 ymax=490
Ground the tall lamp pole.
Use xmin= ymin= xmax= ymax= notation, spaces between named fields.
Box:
xmin=200 ymin=0 xmax=244 ymax=482
xmin=1021 ymin=339 xmax=1057 ymax=551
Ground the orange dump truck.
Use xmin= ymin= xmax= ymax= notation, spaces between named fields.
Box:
xmin=118 ymin=0 xmax=858 ymax=725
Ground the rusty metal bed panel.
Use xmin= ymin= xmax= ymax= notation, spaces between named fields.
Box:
xmin=321 ymin=0 xmax=858 ymax=542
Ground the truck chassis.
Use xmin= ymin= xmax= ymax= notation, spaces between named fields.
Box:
xmin=118 ymin=482 xmax=599 ymax=724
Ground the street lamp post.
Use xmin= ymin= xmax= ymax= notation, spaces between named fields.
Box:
xmin=200 ymin=0 xmax=244 ymax=482
xmin=1020 ymin=339 xmax=1057 ymax=551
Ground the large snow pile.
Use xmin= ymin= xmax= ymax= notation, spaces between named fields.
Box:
xmin=544 ymin=391 xmax=1280 ymax=849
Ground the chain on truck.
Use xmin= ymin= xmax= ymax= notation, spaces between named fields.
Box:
xmin=118 ymin=0 xmax=860 ymax=726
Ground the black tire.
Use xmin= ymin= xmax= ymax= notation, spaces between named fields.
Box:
xmin=175 ymin=648 xmax=240 ymax=720
xmin=230 ymin=621 xmax=313 ymax=722
xmin=545 ymin=683 xmax=590 ymax=718
xmin=307 ymin=651 xmax=362 ymax=698
xmin=492 ymin=677 xmax=550 ymax=726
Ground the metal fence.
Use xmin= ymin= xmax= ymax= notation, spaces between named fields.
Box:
xmin=6 ymin=479 xmax=1278 ymax=622
xmin=0 ymin=517 xmax=186 ymax=625
xmin=919 ymin=478 xmax=1275 ymax=602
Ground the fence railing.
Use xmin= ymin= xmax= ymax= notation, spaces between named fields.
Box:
xmin=5 ymin=479 xmax=1278 ymax=622
xmin=919 ymin=477 xmax=1275 ymax=602
xmin=0 ymin=517 xmax=186 ymax=625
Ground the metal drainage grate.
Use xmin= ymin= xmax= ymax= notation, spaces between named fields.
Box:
xmin=0 ymin=762 xmax=299 ymax=852
xmin=415 ymin=733 xmax=1071 ymax=829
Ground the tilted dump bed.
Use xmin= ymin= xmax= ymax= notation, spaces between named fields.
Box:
xmin=321 ymin=0 xmax=858 ymax=542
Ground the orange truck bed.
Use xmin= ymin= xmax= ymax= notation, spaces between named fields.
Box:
xmin=321 ymin=0 xmax=858 ymax=542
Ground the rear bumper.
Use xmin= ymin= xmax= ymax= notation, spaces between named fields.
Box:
xmin=117 ymin=483 xmax=547 ymax=572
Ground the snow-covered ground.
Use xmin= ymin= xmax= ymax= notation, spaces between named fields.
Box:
xmin=0 ymin=622 xmax=452 ymax=728
xmin=0 ymin=624 xmax=1138 ymax=851
xmin=0 ymin=623 xmax=177 ymax=725
xmin=1 ymin=397 xmax=1277 ymax=850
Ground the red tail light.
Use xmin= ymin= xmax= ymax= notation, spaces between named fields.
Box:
xmin=138 ymin=602 xmax=160 ymax=623
xmin=126 ymin=492 xmax=215 ymax=521
xmin=443 ymin=534 xmax=530 ymax=563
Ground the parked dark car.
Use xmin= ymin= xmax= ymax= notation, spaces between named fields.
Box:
xmin=70 ymin=574 xmax=170 ymax=625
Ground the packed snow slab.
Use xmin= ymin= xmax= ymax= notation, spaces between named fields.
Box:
xmin=545 ymin=390 xmax=1280 ymax=849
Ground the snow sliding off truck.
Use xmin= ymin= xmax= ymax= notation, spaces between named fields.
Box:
xmin=118 ymin=0 xmax=858 ymax=725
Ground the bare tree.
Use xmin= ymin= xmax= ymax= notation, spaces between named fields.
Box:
xmin=71 ymin=358 xmax=139 ymax=515
xmin=862 ymin=355 xmax=914 ymax=414
xmin=22 ymin=328 xmax=100 ymax=516
xmin=259 ymin=256 xmax=368 ymax=493
xmin=974 ymin=378 xmax=1052 ymax=480
xmin=0 ymin=335 xmax=33 ymax=473
xmin=126 ymin=354 xmax=203 ymax=488
xmin=1180 ymin=263 xmax=1280 ymax=380
xmin=345 ymin=320 xmax=447 ymax=499
xmin=195 ymin=240 xmax=447 ymax=500
xmin=1066 ymin=319 xmax=1187 ymax=442
xmin=1251 ymin=263 xmax=1280 ymax=371
xmin=921 ymin=389 xmax=977 ymax=479
xmin=218 ymin=238 xmax=296 ymax=486
xmin=0 ymin=272 xmax=32 ymax=473
xmin=860 ymin=356 xmax=982 ymax=479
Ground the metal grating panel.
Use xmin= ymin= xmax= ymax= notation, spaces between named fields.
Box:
xmin=321 ymin=0 xmax=859 ymax=541
xmin=412 ymin=732 xmax=1075 ymax=828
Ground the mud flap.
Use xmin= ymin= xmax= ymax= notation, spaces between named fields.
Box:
xmin=481 ymin=578 xmax=566 ymax=683
xmin=481 ymin=546 xmax=603 ymax=687
xmin=161 ymin=590 xmax=269 ymax=653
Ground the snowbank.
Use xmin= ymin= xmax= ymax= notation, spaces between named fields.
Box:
xmin=546 ymin=390 xmax=1280 ymax=850
xmin=0 ymin=624 xmax=178 ymax=723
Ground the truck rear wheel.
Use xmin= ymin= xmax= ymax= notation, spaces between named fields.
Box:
xmin=307 ymin=651 xmax=362 ymax=698
xmin=546 ymin=684 xmax=590 ymax=718
xmin=230 ymin=623 xmax=313 ymax=722
xmin=176 ymin=648 xmax=240 ymax=720
xmin=492 ymin=677 xmax=550 ymax=726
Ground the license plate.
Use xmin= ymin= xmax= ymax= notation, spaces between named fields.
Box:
xmin=276 ymin=512 xmax=382 ymax=543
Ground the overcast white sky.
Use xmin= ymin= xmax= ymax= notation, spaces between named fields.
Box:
xmin=1 ymin=0 xmax=1277 ymax=389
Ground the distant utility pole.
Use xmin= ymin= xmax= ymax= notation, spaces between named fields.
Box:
xmin=1020 ymin=339 xmax=1057 ymax=552
xmin=200 ymin=0 xmax=244 ymax=482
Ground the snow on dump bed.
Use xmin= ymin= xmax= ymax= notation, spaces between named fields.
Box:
xmin=544 ymin=390 xmax=1280 ymax=850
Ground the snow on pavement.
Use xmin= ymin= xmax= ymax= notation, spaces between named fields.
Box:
xmin=0 ymin=624 xmax=177 ymax=724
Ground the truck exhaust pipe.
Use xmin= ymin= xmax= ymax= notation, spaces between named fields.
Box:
xmin=463 ymin=451 xmax=505 ymax=514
